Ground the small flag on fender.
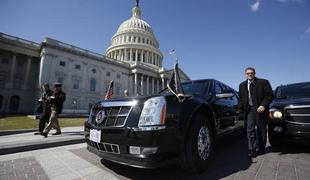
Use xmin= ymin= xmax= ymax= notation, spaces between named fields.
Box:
xmin=105 ymin=80 xmax=114 ymax=100
xmin=167 ymin=63 xmax=185 ymax=102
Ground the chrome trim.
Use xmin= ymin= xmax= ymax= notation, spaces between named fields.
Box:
xmin=96 ymin=142 xmax=120 ymax=154
xmin=289 ymin=114 xmax=310 ymax=117
xmin=284 ymin=120 xmax=310 ymax=125
xmin=284 ymin=105 xmax=310 ymax=109
xmin=100 ymin=100 xmax=138 ymax=107
xmin=131 ymin=126 xmax=166 ymax=131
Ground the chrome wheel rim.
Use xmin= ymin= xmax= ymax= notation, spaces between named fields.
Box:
xmin=197 ymin=126 xmax=210 ymax=160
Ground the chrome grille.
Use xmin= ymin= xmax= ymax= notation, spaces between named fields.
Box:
xmin=86 ymin=139 xmax=120 ymax=154
xmin=93 ymin=105 xmax=132 ymax=127
xmin=284 ymin=105 xmax=310 ymax=124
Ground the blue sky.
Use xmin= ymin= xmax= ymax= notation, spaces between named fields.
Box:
xmin=0 ymin=0 xmax=309 ymax=90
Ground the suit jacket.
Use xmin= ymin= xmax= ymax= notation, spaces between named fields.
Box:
xmin=238 ymin=77 xmax=274 ymax=120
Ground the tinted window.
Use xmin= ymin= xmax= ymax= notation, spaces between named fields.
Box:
xmin=181 ymin=81 xmax=210 ymax=94
xmin=215 ymin=82 xmax=223 ymax=94
xmin=275 ymin=82 xmax=310 ymax=99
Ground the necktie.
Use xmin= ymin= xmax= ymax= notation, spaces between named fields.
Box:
xmin=248 ymin=81 xmax=253 ymax=106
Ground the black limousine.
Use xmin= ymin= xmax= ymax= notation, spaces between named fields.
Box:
xmin=268 ymin=82 xmax=310 ymax=146
xmin=84 ymin=79 xmax=244 ymax=172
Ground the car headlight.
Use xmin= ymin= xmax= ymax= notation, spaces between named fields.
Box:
xmin=269 ymin=108 xmax=283 ymax=119
xmin=138 ymin=96 xmax=167 ymax=127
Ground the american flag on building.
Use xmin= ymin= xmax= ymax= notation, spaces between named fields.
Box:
xmin=104 ymin=80 xmax=114 ymax=100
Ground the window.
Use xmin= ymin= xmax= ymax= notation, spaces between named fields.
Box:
xmin=17 ymin=60 xmax=24 ymax=67
xmin=92 ymin=69 xmax=96 ymax=74
xmin=106 ymin=72 xmax=111 ymax=76
xmin=215 ymin=81 xmax=223 ymax=94
xmin=115 ymin=83 xmax=121 ymax=95
xmin=75 ymin=64 xmax=81 ymax=70
xmin=0 ymin=72 xmax=6 ymax=88
xmin=90 ymin=78 xmax=96 ymax=92
xmin=117 ymin=74 xmax=121 ymax=79
xmin=59 ymin=61 xmax=66 ymax=66
xmin=13 ymin=76 xmax=22 ymax=89
xmin=73 ymin=79 xmax=79 ymax=89
xmin=1 ymin=58 xmax=9 ymax=64
xmin=138 ymin=37 xmax=140 ymax=43
xmin=9 ymin=95 xmax=20 ymax=112
xmin=133 ymin=37 xmax=136 ymax=42
xmin=57 ymin=77 xmax=64 ymax=84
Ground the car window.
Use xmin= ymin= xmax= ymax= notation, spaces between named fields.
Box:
xmin=215 ymin=81 xmax=223 ymax=94
xmin=182 ymin=81 xmax=210 ymax=95
xmin=275 ymin=82 xmax=310 ymax=99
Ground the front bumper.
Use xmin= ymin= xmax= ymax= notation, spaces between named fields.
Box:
xmin=268 ymin=119 xmax=310 ymax=145
xmin=84 ymin=122 xmax=180 ymax=168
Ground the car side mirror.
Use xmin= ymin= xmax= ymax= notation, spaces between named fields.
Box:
xmin=216 ymin=93 xmax=235 ymax=99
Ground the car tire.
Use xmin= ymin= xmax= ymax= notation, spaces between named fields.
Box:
xmin=179 ymin=114 xmax=213 ymax=173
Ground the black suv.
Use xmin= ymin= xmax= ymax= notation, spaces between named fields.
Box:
xmin=84 ymin=79 xmax=244 ymax=172
xmin=268 ymin=82 xmax=310 ymax=146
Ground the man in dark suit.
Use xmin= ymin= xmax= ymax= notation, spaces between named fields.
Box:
xmin=34 ymin=83 xmax=53 ymax=135
xmin=238 ymin=67 xmax=274 ymax=158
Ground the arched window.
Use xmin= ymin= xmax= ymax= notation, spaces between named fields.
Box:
xmin=9 ymin=95 xmax=20 ymax=112
xmin=90 ymin=78 xmax=96 ymax=92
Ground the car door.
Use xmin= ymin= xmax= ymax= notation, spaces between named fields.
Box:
xmin=212 ymin=81 xmax=232 ymax=129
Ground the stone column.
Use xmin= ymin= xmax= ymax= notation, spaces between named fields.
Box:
xmin=152 ymin=77 xmax=155 ymax=94
xmin=140 ymin=74 xmax=144 ymax=95
xmin=146 ymin=76 xmax=149 ymax=95
xmin=162 ymin=77 xmax=165 ymax=89
xmin=134 ymin=73 xmax=138 ymax=94
xmin=135 ymin=49 xmax=138 ymax=62
xmin=157 ymin=79 xmax=159 ymax=93
xmin=130 ymin=48 xmax=133 ymax=62
xmin=124 ymin=49 xmax=128 ymax=61
xmin=146 ymin=51 xmax=149 ymax=63
xmin=8 ymin=53 xmax=17 ymax=88
xmin=22 ymin=56 xmax=32 ymax=89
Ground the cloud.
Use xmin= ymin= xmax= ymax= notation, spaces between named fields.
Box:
xmin=306 ymin=26 xmax=310 ymax=33
xmin=250 ymin=0 xmax=260 ymax=12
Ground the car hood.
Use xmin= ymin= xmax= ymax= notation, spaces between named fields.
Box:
xmin=271 ymin=97 xmax=310 ymax=109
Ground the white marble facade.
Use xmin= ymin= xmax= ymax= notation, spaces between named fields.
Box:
xmin=0 ymin=3 xmax=190 ymax=114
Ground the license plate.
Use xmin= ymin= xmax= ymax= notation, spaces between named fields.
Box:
xmin=89 ymin=129 xmax=101 ymax=143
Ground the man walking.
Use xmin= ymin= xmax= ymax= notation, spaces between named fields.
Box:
xmin=238 ymin=67 xmax=274 ymax=158
xmin=34 ymin=83 xmax=53 ymax=135
xmin=42 ymin=82 xmax=66 ymax=138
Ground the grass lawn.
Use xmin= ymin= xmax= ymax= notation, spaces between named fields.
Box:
xmin=0 ymin=116 xmax=86 ymax=130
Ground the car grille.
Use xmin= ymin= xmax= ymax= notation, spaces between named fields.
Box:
xmin=92 ymin=104 xmax=132 ymax=127
xmin=284 ymin=106 xmax=310 ymax=124
xmin=86 ymin=139 xmax=120 ymax=154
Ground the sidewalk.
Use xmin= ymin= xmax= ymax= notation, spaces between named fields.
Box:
xmin=0 ymin=126 xmax=85 ymax=155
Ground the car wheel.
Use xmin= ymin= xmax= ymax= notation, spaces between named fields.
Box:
xmin=179 ymin=114 xmax=213 ymax=173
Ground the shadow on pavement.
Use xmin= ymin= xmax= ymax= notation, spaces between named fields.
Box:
xmin=100 ymin=131 xmax=253 ymax=180
xmin=266 ymin=143 xmax=310 ymax=155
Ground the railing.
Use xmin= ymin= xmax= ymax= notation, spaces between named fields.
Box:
xmin=0 ymin=32 xmax=40 ymax=47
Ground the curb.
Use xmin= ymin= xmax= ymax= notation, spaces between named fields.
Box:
xmin=0 ymin=129 xmax=37 ymax=136
xmin=0 ymin=138 xmax=85 ymax=155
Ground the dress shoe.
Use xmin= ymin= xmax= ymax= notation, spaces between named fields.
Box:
xmin=41 ymin=132 xmax=48 ymax=138
xmin=52 ymin=132 xmax=61 ymax=135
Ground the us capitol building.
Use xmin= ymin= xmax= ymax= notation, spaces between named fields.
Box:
xmin=0 ymin=2 xmax=190 ymax=114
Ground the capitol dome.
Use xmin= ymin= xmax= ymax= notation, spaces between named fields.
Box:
xmin=106 ymin=3 xmax=163 ymax=68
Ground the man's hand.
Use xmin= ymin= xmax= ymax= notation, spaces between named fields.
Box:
xmin=257 ymin=105 xmax=265 ymax=113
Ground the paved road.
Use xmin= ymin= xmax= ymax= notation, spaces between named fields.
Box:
xmin=1 ymin=132 xmax=309 ymax=180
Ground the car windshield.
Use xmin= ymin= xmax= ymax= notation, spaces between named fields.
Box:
xmin=160 ymin=81 xmax=210 ymax=95
xmin=275 ymin=82 xmax=310 ymax=99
